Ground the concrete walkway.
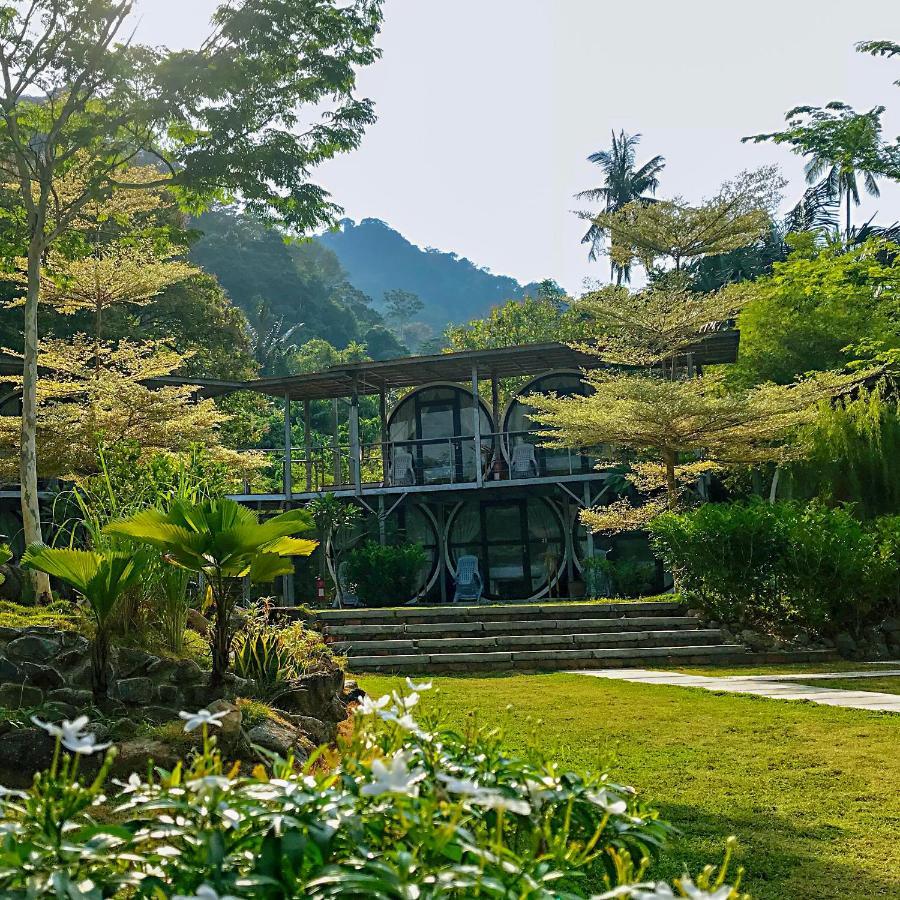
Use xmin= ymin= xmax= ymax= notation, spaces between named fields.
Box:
xmin=570 ymin=667 xmax=900 ymax=712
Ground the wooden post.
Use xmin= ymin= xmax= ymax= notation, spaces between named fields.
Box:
xmin=378 ymin=494 xmax=387 ymax=545
xmin=379 ymin=387 xmax=389 ymax=484
xmin=283 ymin=393 xmax=292 ymax=501
xmin=583 ymin=482 xmax=594 ymax=560
xmin=303 ymin=400 xmax=312 ymax=492
xmin=472 ymin=364 xmax=483 ymax=488
xmin=491 ymin=371 xmax=500 ymax=430
xmin=350 ymin=378 xmax=361 ymax=494
xmin=331 ymin=398 xmax=341 ymax=486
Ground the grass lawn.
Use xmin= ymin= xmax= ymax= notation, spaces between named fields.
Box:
xmin=675 ymin=660 xmax=899 ymax=677
xmin=801 ymin=676 xmax=900 ymax=696
xmin=356 ymin=672 xmax=900 ymax=900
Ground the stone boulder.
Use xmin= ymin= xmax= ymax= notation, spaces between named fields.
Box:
xmin=207 ymin=699 xmax=242 ymax=746
xmin=835 ymin=632 xmax=857 ymax=658
xmin=270 ymin=670 xmax=346 ymax=722
xmin=247 ymin=719 xmax=303 ymax=758
xmin=6 ymin=632 xmax=63 ymax=662
xmin=111 ymin=738 xmax=179 ymax=778
xmin=116 ymin=677 xmax=154 ymax=705
xmin=290 ymin=714 xmax=335 ymax=746
xmin=21 ymin=662 xmax=64 ymax=690
xmin=0 ymin=682 xmax=43 ymax=709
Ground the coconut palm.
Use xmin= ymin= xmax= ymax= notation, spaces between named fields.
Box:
xmin=576 ymin=130 xmax=666 ymax=282
xmin=22 ymin=546 xmax=148 ymax=698
xmin=106 ymin=499 xmax=317 ymax=686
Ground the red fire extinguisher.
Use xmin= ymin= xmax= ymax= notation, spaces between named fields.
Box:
xmin=316 ymin=575 xmax=326 ymax=604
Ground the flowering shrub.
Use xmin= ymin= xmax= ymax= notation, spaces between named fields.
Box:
xmin=0 ymin=682 xmax=748 ymax=898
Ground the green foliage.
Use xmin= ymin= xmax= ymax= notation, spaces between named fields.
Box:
xmin=649 ymin=501 xmax=900 ymax=635
xmin=788 ymin=390 xmax=900 ymax=517
xmin=729 ymin=236 xmax=900 ymax=385
xmin=344 ymin=541 xmax=429 ymax=607
xmin=308 ymin=493 xmax=362 ymax=604
xmin=0 ymin=686 xmax=753 ymax=899
xmin=106 ymin=498 xmax=317 ymax=684
xmin=233 ymin=628 xmax=294 ymax=686
xmin=590 ymin=558 xmax=657 ymax=598
xmin=21 ymin=545 xmax=149 ymax=696
xmin=0 ymin=600 xmax=79 ymax=632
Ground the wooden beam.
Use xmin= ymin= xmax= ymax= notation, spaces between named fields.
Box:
xmin=350 ymin=377 xmax=361 ymax=494
xmin=283 ymin=393 xmax=292 ymax=501
xmin=472 ymin=364 xmax=483 ymax=489
xmin=303 ymin=400 xmax=312 ymax=492
xmin=379 ymin=388 xmax=389 ymax=484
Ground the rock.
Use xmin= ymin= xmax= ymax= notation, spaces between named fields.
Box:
xmin=116 ymin=647 xmax=158 ymax=679
xmin=270 ymin=670 xmax=346 ymax=721
xmin=835 ymin=632 xmax=857 ymax=657
xmin=0 ymin=657 xmax=21 ymax=681
xmin=40 ymin=701 xmax=79 ymax=721
xmin=0 ymin=564 xmax=25 ymax=602
xmin=140 ymin=706 xmax=180 ymax=725
xmin=110 ymin=718 xmax=139 ymax=740
xmin=116 ymin=677 xmax=154 ymax=705
xmin=55 ymin=648 xmax=88 ymax=672
xmin=740 ymin=629 xmax=770 ymax=653
xmin=223 ymin=673 xmax=251 ymax=696
xmin=111 ymin=739 xmax=179 ymax=778
xmin=290 ymin=714 xmax=335 ymax=746
xmin=0 ymin=727 xmax=74 ymax=788
xmin=174 ymin=658 xmax=205 ymax=685
xmin=6 ymin=633 xmax=63 ymax=662
xmin=95 ymin=697 xmax=126 ymax=717
xmin=0 ymin=682 xmax=44 ymax=709
xmin=186 ymin=608 xmax=211 ymax=637
xmin=47 ymin=688 xmax=93 ymax=708
xmin=881 ymin=617 xmax=900 ymax=635
xmin=21 ymin=662 xmax=65 ymax=690
xmin=0 ymin=626 xmax=20 ymax=641
xmin=341 ymin=679 xmax=365 ymax=703
xmin=60 ymin=632 xmax=89 ymax=653
xmin=155 ymin=684 xmax=180 ymax=706
xmin=146 ymin=657 xmax=179 ymax=682
xmin=207 ymin=699 xmax=242 ymax=744
xmin=247 ymin=719 xmax=298 ymax=756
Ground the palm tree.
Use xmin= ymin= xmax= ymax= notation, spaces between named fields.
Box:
xmin=576 ymin=131 xmax=665 ymax=283
xmin=22 ymin=546 xmax=149 ymax=698
xmin=107 ymin=499 xmax=317 ymax=686
xmin=802 ymin=109 xmax=884 ymax=239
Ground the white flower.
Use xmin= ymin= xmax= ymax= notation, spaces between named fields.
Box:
xmin=586 ymin=788 xmax=628 ymax=816
xmin=437 ymin=773 xmax=481 ymax=795
xmin=594 ymin=881 xmax=733 ymax=900
xmin=31 ymin=715 xmax=110 ymax=755
xmin=379 ymin=709 xmax=424 ymax=735
xmin=186 ymin=776 xmax=233 ymax=799
xmin=468 ymin=788 xmax=531 ymax=816
xmin=406 ymin=677 xmax=432 ymax=692
xmin=391 ymin=689 xmax=419 ymax=711
xmin=360 ymin=751 xmax=425 ymax=798
xmin=356 ymin=694 xmax=391 ymax=716
xmin=0 ymin=822 xmax=23 ymax=836
xmin=173 ymin=885 xmax=241 ymax=900
xmin=179 ymin=709 xmax=229 ymax=733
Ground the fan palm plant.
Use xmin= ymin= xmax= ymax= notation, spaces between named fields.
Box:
xmin=21 ymin=546 xmax=148 ymax=698
xmin=106 ymin=499 xmax=317 ymax=686
xmin=576 ymin=130 xmax=665 ymax=282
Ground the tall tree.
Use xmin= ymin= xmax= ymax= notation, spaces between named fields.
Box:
xmin=0 ymin=0 xmax=383 ymax=598
xmin=575 ymin=130 xmax=665 ymax=283
xmin=592 ymin=168 xmax=781 ymax=280
xmin=528 ymin=284 xmax=867 ymax=531
xmin=744 ymin=103 xmax=900 ymax=237
xmin=383 ymin=288 xmax=424 ymax=347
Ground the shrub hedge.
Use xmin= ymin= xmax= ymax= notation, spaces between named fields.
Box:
xmin=648 ymin=500 xmax=900 ymax=635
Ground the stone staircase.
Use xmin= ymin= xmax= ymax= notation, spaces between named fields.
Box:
xmin=296 ymin=600 xmax=794 ymax=673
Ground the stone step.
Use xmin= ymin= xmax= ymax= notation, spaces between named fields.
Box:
xmin=326 ymin=615 xmax=702 ymax=641
xmin=297 ymin=600 xmax=685 ymax=628
xmin=333 ymin=628 xmax=726 ymax=656
xmin=346 ymin=643 xmax=749 ymax=672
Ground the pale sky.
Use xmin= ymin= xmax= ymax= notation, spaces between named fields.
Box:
xmin=132 ymin=0 xmax=900 ymax=293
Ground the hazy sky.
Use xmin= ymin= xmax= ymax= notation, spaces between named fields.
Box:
xmin=132 ymin=0 xmax=900 ymax=293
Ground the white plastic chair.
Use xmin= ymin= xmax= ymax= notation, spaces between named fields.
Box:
xmin=453 ymin=555 xmax=484 ymax=603
xmin=510 ymin=442 xmax=539 ymax=478
xmin=391 ymin=447 xmax=416 ymax=485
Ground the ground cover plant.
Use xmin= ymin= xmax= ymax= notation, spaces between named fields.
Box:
xmin=358 ymin=672 xmax=900 ymax=900
xmin=0 ymin=682 xmax=747 ymax=898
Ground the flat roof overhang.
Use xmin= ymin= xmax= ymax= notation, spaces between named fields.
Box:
xmin=245 ymin=332 xmax=739 ymax=402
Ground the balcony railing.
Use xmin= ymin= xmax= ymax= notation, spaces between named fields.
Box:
xmin=235 ymin=431 xmax=611 ymax=498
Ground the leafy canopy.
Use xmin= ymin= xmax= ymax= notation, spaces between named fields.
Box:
xmin=105 ymin=497 xmax=317 ymax=582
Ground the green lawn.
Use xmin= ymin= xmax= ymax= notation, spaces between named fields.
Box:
xmin=676 ymin=660 xmax=898 ymax=677
xmin=802 ymin=676 xmax=900 ymax=696
xmin=356 ymin=672 xmax=900 ymax=900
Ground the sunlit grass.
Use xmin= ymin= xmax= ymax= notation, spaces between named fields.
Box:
xmin=356 ymin=671 xmax=900 ymax=900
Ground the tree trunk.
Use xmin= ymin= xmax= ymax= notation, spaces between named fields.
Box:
xmin=846 ymin=192 xmax=851 ymax=241
xmin=663 ymin=449 xmax=678 ymax=510
xmin=768 ymin=466 xmax=781 ymax=504
xmin=91 ymin=624 xmax=110 ymax=699
xmin=209 ymin=573 xmax=234 ymax=688
xmin=20 ymin=232 xmax=51 ymax=602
